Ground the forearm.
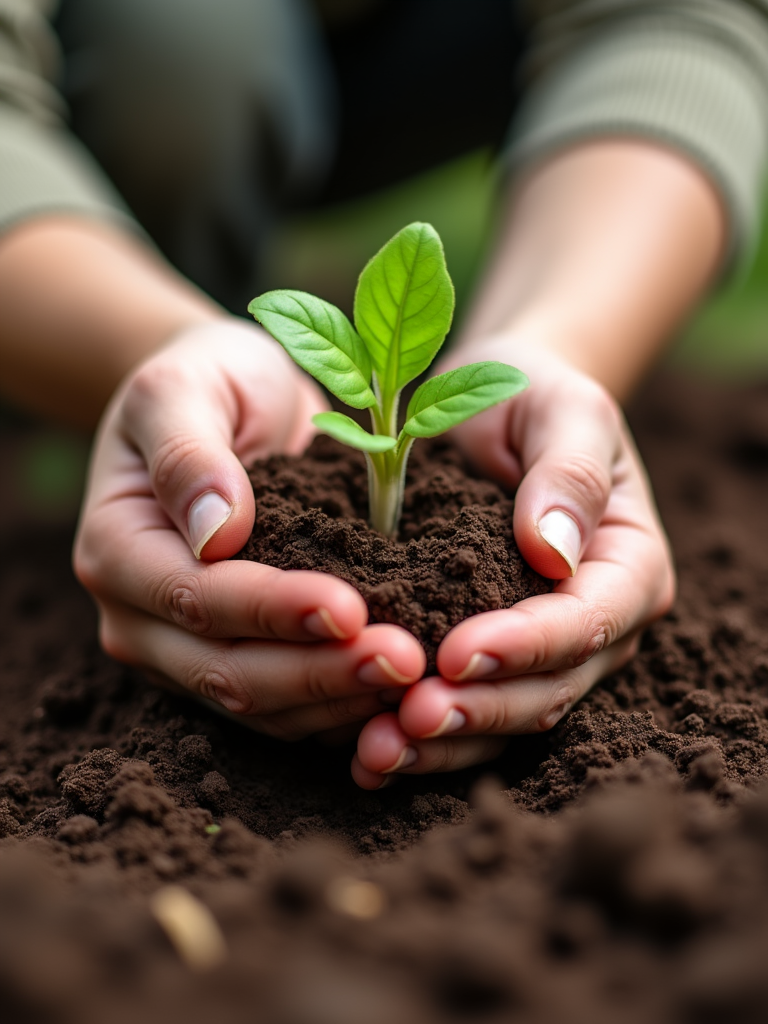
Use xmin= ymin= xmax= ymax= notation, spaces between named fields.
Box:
xmin=457 ymin=140 xmax=726 ymax=402
xmin=0 ymin=216 xmax=224 ymax=428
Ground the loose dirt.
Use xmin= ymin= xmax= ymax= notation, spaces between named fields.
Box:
xmin=2 ymin=372 xmax=768 ymax=1024
xmin=236 ymin=434 xmax=551 ymax=671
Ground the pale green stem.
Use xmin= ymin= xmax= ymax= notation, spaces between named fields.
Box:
xmin=365 ymin=436 xmax=415 ymax=537
xmin=370 ymin=374 xmax=399 ymax=439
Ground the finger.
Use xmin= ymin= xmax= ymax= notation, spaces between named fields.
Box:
xmin=351 ymin=713 xmax=507 ymax=789
xmin=76 ymin=495 xmax=370 ymax=640
xmin=510 ymin=378 xmax=622 ymax=579
xmin=437 ymin=517 xmax=673 ymax=682
xmin=111 ymin=322 xmax=319 ymax=561
xmin=140 ymin=673 xmax=382 ymax=742
xmin=400 ymin=639 xmax=634 ymax=743
xmin=253 ymin=692 xmax=389 ymax=742
xmin=98 ymin=605 xmax=426 ymax=716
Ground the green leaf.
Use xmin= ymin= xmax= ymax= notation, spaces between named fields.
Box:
xmin=353 ymin=223 xmax=455 ymax=400
xmin=403 ymin=362 xmax=529 ymax=438
xmin=248 ymin=290 xmax=376 ymax=409
xmin=313 ymin=412 xmax=397 ymax=453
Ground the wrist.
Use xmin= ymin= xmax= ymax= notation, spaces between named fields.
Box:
xmin=450 ymin=306 xmax=650 ymax=404
xmin=0 ymin=216 xmax=225 ymax=427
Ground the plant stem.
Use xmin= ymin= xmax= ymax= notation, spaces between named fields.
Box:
xmin=366 ymin=437 xmax=414 ymax=537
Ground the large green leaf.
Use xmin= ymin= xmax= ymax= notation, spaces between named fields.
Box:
xmin=403 ymin=362 xmax=529 ymax=438
xmin=248 ymin=290 xmax=376 ymax=409
xmin=312 ymin=412 xmax=397 ymax=453
xmin=353 ymin=223 xmax=455 ymax=401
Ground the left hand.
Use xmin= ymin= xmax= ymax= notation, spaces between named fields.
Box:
xmin=74 ymin=320 xmax=427 ymax=742
xmin=352 ymin=340 xmax=675 ymax=788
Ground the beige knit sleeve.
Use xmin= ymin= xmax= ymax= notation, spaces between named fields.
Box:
xmin=507 ymin=0 xmax=768 ymax=265
xmin=0 ymin=0 xmax=136 ymax=236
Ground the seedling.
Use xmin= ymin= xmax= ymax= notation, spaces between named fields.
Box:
xmin=249 ymin=222 xmax=528 ymax=537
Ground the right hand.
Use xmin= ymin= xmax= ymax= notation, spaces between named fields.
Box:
xmin=352 ymin=340 xmax=675 ymax=787
xmin=74 ymin=320 xmax=426 ymax=740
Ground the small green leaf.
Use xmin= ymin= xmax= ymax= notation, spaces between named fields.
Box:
xmin=313 ymin=412 xmax=397 ymax=453
xmin=403 ymin=362 xmax=529 ymax=438
xmin=354 ymin=223 xmax=455 ymax=400
xmin=248 ymin=290 xmax=376 ymax=409
xmin=205 ymin=824 xmax=221 ymax=836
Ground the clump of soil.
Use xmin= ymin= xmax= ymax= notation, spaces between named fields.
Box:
xmin=236 ymin=435 xmax=551 ymax=670
xmin=2 ymin=371 xmax=768 ymax=1022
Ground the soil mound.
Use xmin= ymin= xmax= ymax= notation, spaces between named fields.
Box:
xmin=236 ymin=435 xmax=551 ymax=671
xmin=2 ymin=372 xmax=768 ymax=1022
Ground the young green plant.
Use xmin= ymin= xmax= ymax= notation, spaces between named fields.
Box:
xmin=248 ymin=222 xmax=528 ymax=537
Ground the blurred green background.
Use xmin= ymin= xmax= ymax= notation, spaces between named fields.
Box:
xmin=4 ymin=148 xmax=768 ymax=526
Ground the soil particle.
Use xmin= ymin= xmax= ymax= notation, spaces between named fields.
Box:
xmin=3 ymin=373 xmax=768 ymax=1021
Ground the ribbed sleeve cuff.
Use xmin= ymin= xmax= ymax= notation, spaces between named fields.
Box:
xmin=505 ymin=23 xmax=768 ymax=268
xmin=0 ymin=104 xmax=140 ymax=237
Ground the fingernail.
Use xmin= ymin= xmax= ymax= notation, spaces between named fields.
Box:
xmin=376 ymin=775 xmax=397 ymax=790
xmin=357 ymin=655 xmax=414 ymax=687
xmin=453 ymin=652 xmax=502 ymax=681
xmin=188 ymin=491 xmax=233 ymax=560
xmin=422 ymin=709 xmax=467 ymax=738
xmin=539 ymin=697 xmax=573 ymax=731
xmin=538 ymin=509 xmax=581 ymax=575
xmin=381 ymin=746 xmax=418 ymax=774
xmin=302 ymin=608 xmax=350 ymax=640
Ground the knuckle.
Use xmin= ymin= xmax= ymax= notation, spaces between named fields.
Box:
xmin=550 ymin=677 xmax=580 ymax=711
xmin=575 ymin=603 xmax=625 ymax=664
xmin=250 ymin=586 xmax=281 ymax=641
xmin=589 ymin=607 xmax=621 ymax=649
xmin=150 ymin=431 xmax=203 ymax=495
xmin=304 ymin=658 xmax=335 ymax=704
xmin=162 ymin=576 xmax=214 ymax=635
xmin=124 ymin=358 xmax=188 ymax=414
xmin=537 ymin=678 xmax=580 ymax=732
xmin=574 ymin=376 xmax=623 ymax=434
xmin=484 ymin=701 xmax=516 ymax=735
xmin=424 ymin=744 xmax=458 ymax=773
xmin=508 ymin=606 xmax=553 ymax=672
xmin=72 ymin=522 xmax=111 ymax=598
xmin=561 ymin=449 xmax=613 ymax=511
xmin=195 ymin=658 xmax=258 ymax=716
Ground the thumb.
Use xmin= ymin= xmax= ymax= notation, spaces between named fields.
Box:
xmin=119 ymin=344 xmax=256 ymax=562
xmin=511 ymin=383 xmax=621 ymax=580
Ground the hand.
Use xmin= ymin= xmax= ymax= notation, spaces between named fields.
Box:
xmin=351 ymin=340 xmax=675 ymax=787
xmin=74 ymin=320 xmax=426 ymax=740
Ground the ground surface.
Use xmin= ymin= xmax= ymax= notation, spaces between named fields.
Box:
xmin=2 ymin=372 xmax=768 ymax=1023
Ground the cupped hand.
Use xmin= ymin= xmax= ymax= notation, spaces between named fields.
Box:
xmin=352 ymin=340 xmax=675 ymax=788
xmin=74 ymin=320 xmax=426 ymax=740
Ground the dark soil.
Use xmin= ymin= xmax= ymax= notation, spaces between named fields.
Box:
xmin=2 ymin=372 xmax=768 ymax=1023
xmin=236 ymin=435 xmax=551 ymax=671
